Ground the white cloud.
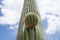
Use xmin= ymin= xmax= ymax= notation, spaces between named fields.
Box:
xmin=0 ymin=0 xmax=24 ymax=25
xmin=0 ymin=9 xmax=19 ymax=25
xmin=0 ymin=0 xmax=24 ymax=30
xmin=0 ymin=0 xmax=24 ymax=31
xmin=9 ymin=26 xmax=16 ymax=30
xmin=8 ymin=24 xmax=19 ymax=30
xmin=37 ymin=0 xmax=60 ymax=35
xmin=45 ymin=19 xmax=57 ymax=35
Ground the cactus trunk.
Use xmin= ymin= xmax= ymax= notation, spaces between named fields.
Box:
xmin=16 ymin=0 xmax=45 ymax=40
xmin=24 ymin=27 xmax=40 ymax=40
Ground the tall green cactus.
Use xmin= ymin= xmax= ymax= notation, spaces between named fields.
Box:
xmin=16 ymin=0 xmax=45 ymax=40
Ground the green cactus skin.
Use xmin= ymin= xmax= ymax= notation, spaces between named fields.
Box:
xmin=16 ymin=0 xmax=45 ymax=40
xmin=16 ymin=13 xmax=45 ymax=40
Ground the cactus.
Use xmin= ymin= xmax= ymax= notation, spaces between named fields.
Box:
xmin=16 ymin=12 xmax=45 ymax=40
xmin=24 ymin=13 xmax=38 ymax=40
xmin=16 ymin=0 xmax=45 ymax=40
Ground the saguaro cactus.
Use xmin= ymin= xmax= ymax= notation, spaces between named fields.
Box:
xmin=16 ymin=0 xmax=45 ymax=40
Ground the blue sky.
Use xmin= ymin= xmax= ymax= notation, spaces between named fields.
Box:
xmin=0 ymin=0 xmax=60 ymax=40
